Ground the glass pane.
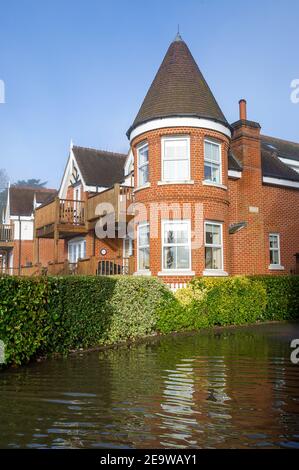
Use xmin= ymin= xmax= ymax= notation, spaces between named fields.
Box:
xmin=164 ymin=222 xmax=188 ymax=244
xmin=269 ymin=235 xmax=278 ymax=249
xmin=205 ymin=141 xmax=220 ymax=162
xmin=204 ymin=163 xmax=212 ymax=181
xmin=205 ymin=224 xmax=221 ymax=245
xmin=138 ymin=145 xmax=148 ymax=166
xmin=139 ymin=247 xmax=150 ymax=270
xmin=164 ymin=139 xmax=188 ymax=160
xmin=211 ymin=164 xmax=220 ymax=183
xmin=177 ymin=246 xmax=190 ymax=269
xmin=163 ymin=247 xmax=176 ymax=269
xmin=205 ymin=247 xmax=222 ymax=269
xmin=204 ymin=162 xmax=220 ymax=183
xmin=139 ymin=164 xmax=149 ymax=186
xmin=164 ymin=159 xmax=188 ymax=181
xmin=139 ymin=225 xmax=149 ymax=247
xmin=270 ymin=249 xmax=279 ymax=265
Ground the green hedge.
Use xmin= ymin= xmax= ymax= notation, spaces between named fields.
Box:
xmin=0 ymin=275 xmax=298 ymax=366
xmin=156 ymin=276 xmax=299 ymax=334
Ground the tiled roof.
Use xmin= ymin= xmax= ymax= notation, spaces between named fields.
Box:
xmin=261 ymin=149 xmax=299 ymax=182
xmin=261 ymin=135 xmax=299 ymax=162
xmin=228 ymin=151 xmax=243 ymax=171
xmin=73 ymin=146 xmax=127 ymax=188
xmin=128 ymin=36 xmax=228 ymax=136
xmin=10 ymin=186 xmax=57 ymax=216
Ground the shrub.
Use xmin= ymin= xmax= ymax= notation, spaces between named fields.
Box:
xmin=156 ymin=276 xmax=268 ymax=334
xmin=0 ymin=274 xmax=298 ymax=367
xmin=0 ymin=276 xmax=51 ymax=365
xmin=250 ymin=275 xmax=299 ymax=321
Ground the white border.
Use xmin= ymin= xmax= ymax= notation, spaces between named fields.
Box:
xmin=136 ymin=221 xmax=150 ymax=274
xmin=129 ymin=117 xmax=231 ymax=142
xmin=136 ymin=141 xmax=149 ymax=188
xmin=161 ymin=135 xmax=191 ymax=183
xmin=161 ymin=219 xmax=192 ymax=274
xmin=228 ymin=170 xmax=242 ymax=179
xmin=263 ymin=176 xmax=299 ymax=189
xmin=268 ymin=233 xmax=284 ymax=270
xmin=204 ymin=220 xmax=224 ymax=273
xmin=203 ymin=138 xmax=222 ymax=185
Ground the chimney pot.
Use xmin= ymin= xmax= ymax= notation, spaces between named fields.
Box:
xmin=239 ymin=99 xmax=247 ymax=120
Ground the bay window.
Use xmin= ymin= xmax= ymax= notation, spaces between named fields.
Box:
xmin=162 ymin=220 xmax=191 ymax=271
xmin=204 ymin=139 xmax=221 ymax=184
xmin=162 ymin=136 xmax=190 ymax=182
xmin=205 ymin=222 xmax=223 ymax=270
xmin=137 ymin=223 xmax=150 ymax=271
xmin=137 ymin=142 xmax=149 ymax=187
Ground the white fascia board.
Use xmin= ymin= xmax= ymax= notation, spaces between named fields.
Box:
xmin=85 ymin=186 xmax=107 ymax=193
xmin=263 ymin=176 xmax=299 ymax=189
xmin=129 ymin=117 xmax=231 ymax=142
xmin=124 ymin=149 xmax=133 ymax=176
xmin=279 ymin=157 xmax=299 ymax=168
xmin=58 ymin=147 xmax=87 ymax=198
xmin=11 ymin=215 xmax=33 ymax=221
xmin=228 ymin=170 xmax=242 ymax=179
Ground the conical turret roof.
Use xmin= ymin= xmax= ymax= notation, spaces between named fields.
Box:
xmin=127 ymin=36 xmax=228 ymax=137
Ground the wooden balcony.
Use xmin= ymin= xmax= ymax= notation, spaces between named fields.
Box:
xmin=35 ymin=197 xmax=88 ymax=239
xmin=87 ymin=184 xmax=134 ymax=229
xmin=0 ymin=224 xmax=14 ymax=247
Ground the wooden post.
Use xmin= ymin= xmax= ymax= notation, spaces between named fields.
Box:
xmin=53 ymin=197 xmax=60 ymax=264
xmin=54 ymin=228 xmax=59 ymax=264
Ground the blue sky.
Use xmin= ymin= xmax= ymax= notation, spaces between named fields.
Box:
xmin=0 ymin=0 xmax=298 ymax=188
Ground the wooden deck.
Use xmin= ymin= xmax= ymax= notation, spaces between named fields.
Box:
xmin=0 ymin=224 xmax=14 ymax=248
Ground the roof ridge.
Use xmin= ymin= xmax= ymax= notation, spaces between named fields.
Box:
xmin=73 ymin=145 xmax=127 ymax=158
xmin=11 ymin=185 xmax=57 ymax=192
xmin=261 ymin=134 xmax=299 ymax=147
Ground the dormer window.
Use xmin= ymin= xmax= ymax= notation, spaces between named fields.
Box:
xmin=204 ymin=139 xmax=222 ymax=184
xmin=137 ymin=142 xmax=149 ymax=187
xmin=161 ymin=136 xmax=190 ymax=182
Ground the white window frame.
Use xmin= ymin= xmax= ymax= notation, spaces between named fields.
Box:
xmin=137 ymin=141 xmax=149 ymax=188
xmin=161 ymin=219 xmax=192 ymax=273
xmin=204 ymin=138 xmax=222 ymax=185
xmin=137 ymin=222 xmax=150 ymax=273
xmin=269 ymin=233 xmax=284 ymax=270
xmin=68 ymin=237 xmax=86 ymax=263
xmin=204 ymin=221 xmax=224 ymax=273
xmin=161 ymin=135 xmax=191 ymax=183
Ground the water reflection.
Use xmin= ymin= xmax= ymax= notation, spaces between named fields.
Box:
xmin=0 ymin=322 xmax=299 ymax=449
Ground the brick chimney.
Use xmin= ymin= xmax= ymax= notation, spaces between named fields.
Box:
xmin=229 ymin=100 xmax=265 ymax=275
xmin=231 ymin=99 xmax=261 ymax=168
xmin=239 ymin=99 xmax=247 ymax=120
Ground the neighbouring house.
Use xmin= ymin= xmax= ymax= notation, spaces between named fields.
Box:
xmin=0 ymin=185 xmax=64 ymax=274
xmin=34 ymin=33 xmax=299 ymax=283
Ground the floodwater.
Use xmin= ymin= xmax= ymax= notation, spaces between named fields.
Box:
xmin=0 ymin=322 xmax=299 ymax=449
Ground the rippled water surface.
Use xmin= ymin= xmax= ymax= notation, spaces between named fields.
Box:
xmin=1 ymin=322 xmax=299 ymax=449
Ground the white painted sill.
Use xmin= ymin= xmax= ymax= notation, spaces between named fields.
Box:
xmin=134 ymin=182 xmax=151 ymax=193
xmin=133 ymin=270 xmax=152 ymax=276
xmin=202 ymin=181 xmax=227 ymax=190
xmin=158 ymin=271 xmax=195 ymax=277
xmin=268 ymin=264 xmax=285 ymax=271
xmin=157 ymin=180 xmax=194 ymax=186
xmin=203 ymin=270 xmax=228 ymax=277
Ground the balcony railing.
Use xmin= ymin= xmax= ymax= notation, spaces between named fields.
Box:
xmin=35 ymin=185 xmax=134 ymax=237
xmin=35 ymin=198 xmax=86 ymax=233
xmin=0 ymin=224 xmax=14 ymax=243
xmin=87 ymin=184 xmax=134 ymax=223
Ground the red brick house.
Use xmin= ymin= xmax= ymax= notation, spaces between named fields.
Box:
xmin=34 ymin=34 xmax=299 ymax=283
xmin=0 ymin=185 xmax=62 ymax=274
